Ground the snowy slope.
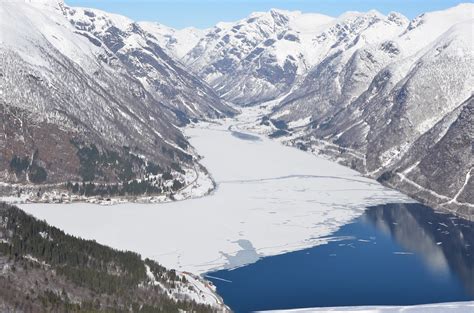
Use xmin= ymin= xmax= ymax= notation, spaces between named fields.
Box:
xmin=266 ymin=3 xmax=474 ymax=217
xmin=62 ymin=5 xmax=236 ymax=121
xmin=183 ymin=9 xmax=334 ymax=105
xmin=138 ymin=22 xmax=207 ymax=59
xmin=398 ymin=3 xmax=474 ymax=54
xmin=273 ymin=10 xmax=409 ymax=121
xmin=0 ymin=0 xmax=222 ymax=197
xmin=262 ymin=301 xmax=474 ymax=312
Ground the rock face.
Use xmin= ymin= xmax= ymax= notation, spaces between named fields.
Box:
xmin=0 ymin=0 xmax=232 ymax=194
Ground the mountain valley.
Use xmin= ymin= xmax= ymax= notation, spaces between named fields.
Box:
xmin=0 ymin=1 xmax=473 ymax=312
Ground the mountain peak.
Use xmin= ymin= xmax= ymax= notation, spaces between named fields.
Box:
xmin=269 ymin=8 xmax=300 ymax=16
xmin=337 ymin=9 xmax=383 ymax=21
xmin=245 ymin=8 xmax=299 ymax=25
xmin=387 ymin=11 xmax=409 ymax=26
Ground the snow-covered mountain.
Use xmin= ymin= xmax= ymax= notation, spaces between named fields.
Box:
xmin=0 ymin=0 xmax=230 ymax=197
xmin=264 ymin=4 xmax=474 ymax=217
xmin=138 ymin=22 xmax=207 ymax=59
xmin=62 ymin=5 xmax=236 ymax=122
xmin=183 ymin=9 xmax=334 ymax=105
xmin=272 ymin=10 xmax=410 ymax=121
xmin=171 ymin=3 xmax=472 ymax=215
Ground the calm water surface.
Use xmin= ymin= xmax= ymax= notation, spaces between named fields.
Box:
xmin=206 ymin=203 xmax=474 ymax=313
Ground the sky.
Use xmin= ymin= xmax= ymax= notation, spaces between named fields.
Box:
xmin=65 ymin=0 xmax=472 ymax=29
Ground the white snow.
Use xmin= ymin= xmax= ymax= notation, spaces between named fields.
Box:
xmin=398 ymin=172 xmax=474 ymax=209
xmin=0 ymin=1 xmax=102 ymax=72
xmin=260 ymin=301 xmax=474 ymax=312
xmin=398 ymin=4 xmax=474 ymax=56
xmin=67 ymin=5 xmax=134 ymax=35
xmin=143 ymin=264 xmax=222 ymax=307
xmin=183 ymin=8 xmax=334 ymax=79
xmin=445 ymin=167 xmax=474 ymax=206
xmin=0 ymin=194 xmax=30 ymax=204
xmin=20 ymin=108 xmax=411 ymax=274
xmin=179 ymin=272 xmax=223 ymax=306
xmin=288 ymin=116 xmax=311 ymax=128
xmin=139 ymin=22 xmax=207 ymax=59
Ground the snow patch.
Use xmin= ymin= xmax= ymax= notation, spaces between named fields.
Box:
xmin=260 ymin=301 xmax=474 ymax=312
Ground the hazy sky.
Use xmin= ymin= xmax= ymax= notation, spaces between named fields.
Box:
xmin=65 ymin=0 xmax=471 ymax=29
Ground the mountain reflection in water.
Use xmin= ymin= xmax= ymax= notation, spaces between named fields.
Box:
xmin=206 ymin=203 xmax=474 ymax=313
xmin=365 ymin=203 xmax=474 ymax=296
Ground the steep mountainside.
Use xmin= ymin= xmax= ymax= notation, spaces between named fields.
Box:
xmin=0 ymin=0 xmax=229 ymax=201
xmin=138 ymin=22 xmax=207 ymax=59
xmin=379 ymin=96 xmax=473 ymax=216
xmin=272 ymin=10 xmax=409 ymax=121
xmin=63 ymin=5 xmax=236 ymax=121
xmin=0 ymin=203 xmax=228 ymax=312
xmin=264 ymin=4 xmax=474 ymax=217
xmin=183 ymin=9 xmax=334 ymax=105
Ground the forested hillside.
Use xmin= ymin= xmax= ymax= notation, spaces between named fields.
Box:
xmin=0 ymin=203 xmax=229 ymax=313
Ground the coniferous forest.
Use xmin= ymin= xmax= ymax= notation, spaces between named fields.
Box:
xmin=0 ymin=203 xmax=224 ymax=313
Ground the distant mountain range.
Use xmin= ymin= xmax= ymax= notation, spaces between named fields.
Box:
xmin=158 ymin=3 xmax=472 ymax=217
xmin=0 ymin=0 xmax=472 ymax=216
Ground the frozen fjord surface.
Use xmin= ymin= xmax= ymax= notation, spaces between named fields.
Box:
xmin=261 ymin=301 xmax=474 ymax=312
xmin=21 ymin=117 xmax=411 ymax=274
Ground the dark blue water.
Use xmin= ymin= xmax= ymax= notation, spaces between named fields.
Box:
xmin=206 ymin=203 xmax=474 ymax=313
